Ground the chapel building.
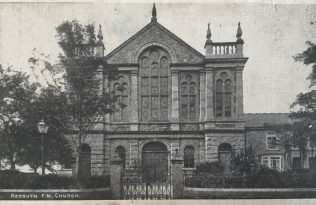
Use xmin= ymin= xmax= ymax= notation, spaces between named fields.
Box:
xmin=72 ymin=4 xmax=315 ymax=176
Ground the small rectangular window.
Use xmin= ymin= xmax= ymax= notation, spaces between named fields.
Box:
xmin=293 ymin=157 xmax=301 ymax=170
xmin=262 ymin=157 xmax=269 ymax=167
xmin=266 ymin=135 xmax=278 ymax=150
xmin=309 ymin=157 xmax=316 ymax=169
xmin=270 ymin=157 xmax=280 ymax=170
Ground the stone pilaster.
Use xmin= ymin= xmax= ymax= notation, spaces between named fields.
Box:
xmin=104 ymin=73 xmax=110 ymax=131
xmin=236 ymin=42 xmax=244 ymax=57
xmin=199 ymin=71 xmax=206 ymax=129
xmin=130 ymin=70 xmax=139 ymax=131
xmin=199 ymin=138 xmax=206 ymax=163
xmin=171 ymin=70 xmax=179 ymax=130
xmin=171 ymin=139 xmax=180 ymax=159
xmin=103 ymin=137 xmax=111 ymax=175
xmin=236 ymin=67 xmax=244 ymax=119
xmin=205 ymin=67 xmax=214 ymax=123
xmin=110 ymin=155 xmax=123 ymax=199
xmin=96 ymin=64 xmax=104 ymax=94
xmin=94 ymin=65 xmax=104 ymax=130
xmin=171 ymin=154 xmax=184 ymax=199
xmin=205 ymin=135 xmax=218 ymax=162
xmin=90 ymin=134 xmax=104 ymax=176
xmin=129 ymin=140 xmax=139 ymax=168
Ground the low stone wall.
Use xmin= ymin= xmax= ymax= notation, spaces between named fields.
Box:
xmin=0 ymin=187 xmax=111 ymax=200
xmin=183 ymin=187 xmax=316 ymax=199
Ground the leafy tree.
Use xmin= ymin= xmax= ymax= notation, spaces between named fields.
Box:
xmin=294 ymin=41 xmax=316 ymax=87
xmin=264 ymin=123 xmax=294 ymax=169
xmin=55 ymin=20 xmax=117 ymax=175
xmin=264 ymin=122 xmax=315 ymax=170
xmin=0 ymin=64 xmax=74 ymax=173
xmin=0 ymin=65 xmax=38 ymax=170
xmin=290 ymin=41 xmax=316 ymax=169
xmin=234 ymin=146 xmax=258 ymax=175
xmin=16 ymin=86 xmax=73 ymax=174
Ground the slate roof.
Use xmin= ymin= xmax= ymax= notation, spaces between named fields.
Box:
xmin=244 ymin=113 xmax=295 ymax=128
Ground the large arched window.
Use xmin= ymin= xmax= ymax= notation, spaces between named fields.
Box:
xmin=184 ymin=146 xmax=195 ymax=168
xmin=215 ymin=72 xmax=232 ymax=118
xmin=112 ymin=76 xmax=129 ymax=121
xmin=139 ymin=47 xmax=170 ymax=122
xmin=115 ymin=146 xmax=126 ymax=169
xmin=180 ymin=75 xmax=197 ymax=121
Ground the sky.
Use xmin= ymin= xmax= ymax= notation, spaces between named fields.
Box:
xmin=0 ymin=2 xmax=316 ymax=113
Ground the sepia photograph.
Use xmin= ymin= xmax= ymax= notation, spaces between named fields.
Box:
xmin=1 ymin=1 xmax=316 ymax=202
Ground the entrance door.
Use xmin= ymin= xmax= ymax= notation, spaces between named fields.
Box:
xmin=121 ymin=142 xmax=172 ymax=199
xmin=218 ymin=143 xmax=232 ymax=177
xmin=142 ymin=142 xmax=168 ymax=182
xmin=78 ymin=144 xmax=91 ymax=178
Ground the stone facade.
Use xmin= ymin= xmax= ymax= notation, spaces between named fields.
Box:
xmin=65 ymin=7 xmax=316 ymax=176
xmin=68 ymin=7 xmax=252 ymax=176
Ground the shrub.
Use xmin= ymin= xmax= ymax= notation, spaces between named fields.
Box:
xmin=0 ymin=170 xmax=110 ymax=189
xmin=30 ymin=175 xmax=81 ymax=189
xmin=195 ymin=161 xmax=223 ymax=174
xmin=244 ymin=166 xmax=286 ymax=188
xmin=185 ymin=166 xmax=316 ymax=188
xmin=78 ymin=175 xmax=111 ymax=188
xmin=0 ymin=170 xmax=38 ymax=189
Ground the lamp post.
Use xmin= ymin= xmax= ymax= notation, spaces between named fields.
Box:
xmin=37 ymin=119 xmax=49 ymax=175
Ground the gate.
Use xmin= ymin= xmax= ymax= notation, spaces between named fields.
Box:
xmin=121 ymin=142 xmax=172 ymax=199
xmin=121 ymin=165 xmax=172 ymax=199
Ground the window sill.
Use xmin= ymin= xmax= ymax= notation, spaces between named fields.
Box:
xmin=266 ymin=148 xmax=279 ymax=151
xmin=182 ymin=167 xmax=196 ymax=171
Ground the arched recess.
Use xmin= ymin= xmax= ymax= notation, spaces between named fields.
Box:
xmin=138 ymin=46 xmax=172 ymax=122
xmin=133 ymin=42 xmax=177 ymax=63
xmin=180 ymin=75 xmax=199 ymax=121
xmin=115 ymin=146 xmax=127 ymax=169
xmin=214 ymin=71 xmax=235 ymax=118
xmin=110 ymin=75 xmax=130 ymax=122
xmin=184 ymin=146 xmax=195 ymax=168
xmin=142 ymin=142 xmax=169 ymax=182
xmin=218 ymin=143 xmax=233 ymax=176
xmin=78 ymin=143 xmax=91 ymax=178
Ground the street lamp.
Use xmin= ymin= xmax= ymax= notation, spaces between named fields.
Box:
xmin=37 ymin=119 xmax=49 ymax=175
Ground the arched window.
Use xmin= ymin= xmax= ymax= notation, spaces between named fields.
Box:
xmin=78 ymin=144 xmax=91 ymax=177
xmin=184 ymin=146 xmax=195 ymax=168
xmin=215 ymin=72 xmax=232 ymax=118
xmin=112 ymin=76 xmax=129 ymax=121
xmin=180 ymin=75 xmax=197 ymax=121
xmin=115 ymin=146 xmax=126 ymax=169
xmin=139 ymin=47 xmax=170 ymax=122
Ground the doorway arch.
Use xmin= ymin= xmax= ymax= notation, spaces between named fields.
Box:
xmin=115 ymin=146 xmax=126 ymax=169
xmin=78 ymin=143 xmax=91 ymax=177
xmin=142 ymin=142 xmax=168 ymax=182
xmin=218 ymin=143 xmax=232 ymax=176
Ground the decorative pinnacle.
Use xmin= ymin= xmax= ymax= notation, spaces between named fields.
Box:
xmin=151 ymin=3 xmax=157 ymax=22
xmin=236 ymin=22 xmax=244 ymax=43
xmin=236 ymin=22 xmax=242 ymax=39
xmin=97 ymin=24 xmax=103 ymax=40
xmin=206 ymin=22 xmax=212 ymax=40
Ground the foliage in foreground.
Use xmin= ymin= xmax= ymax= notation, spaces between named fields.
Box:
xmin=0 ymin=170 xmax=110 ymax=189
xmin=185 ymin=165 xmax=316 ymax=188
xmin=0 ymin=65 xmax=73 ymax=172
